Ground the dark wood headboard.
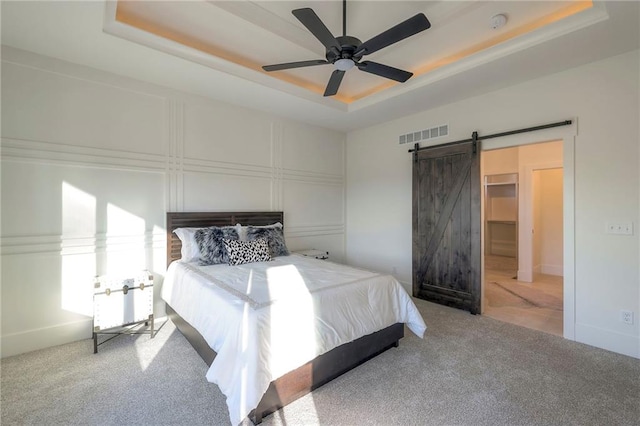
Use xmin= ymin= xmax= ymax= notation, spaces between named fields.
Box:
xmin=166 ymin=211 xmax=284 ymax=267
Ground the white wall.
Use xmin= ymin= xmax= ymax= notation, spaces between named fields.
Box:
xmin=535 ymin=168 xmax=564 ymax=276
xmin=0 ymin=47 xmax=346 ymax=357
xmin=483 ymin=147 xmax=518 ymax=176
xmin=346 ymin=50 xmax=639 ymax=358
xmin=533 ymin=170 xmax=543 ymax=271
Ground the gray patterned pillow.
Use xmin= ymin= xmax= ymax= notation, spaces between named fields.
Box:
xmin=246 ymin=225 xmax=290 ymax=257
xmin=195 ymin=226 xmax=239 ymax=265
xmin=223 ymin=238 xmax=272 ymax=266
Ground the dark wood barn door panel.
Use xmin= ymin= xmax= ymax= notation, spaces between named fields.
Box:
xmin=412 ymin=141 xmax=481 ymax=314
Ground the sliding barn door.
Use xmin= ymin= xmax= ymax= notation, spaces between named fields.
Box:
xmin=412 ymin=141 xmax=481 ymax=314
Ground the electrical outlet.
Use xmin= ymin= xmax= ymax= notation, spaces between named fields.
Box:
xmin=621 ymin=310 xmax=634 ymax=325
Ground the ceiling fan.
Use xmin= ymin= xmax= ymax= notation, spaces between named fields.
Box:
xmin=262 ymin=0 xmax=431 ymax=97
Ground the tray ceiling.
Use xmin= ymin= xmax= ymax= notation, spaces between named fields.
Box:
xmin=2 ymin=1 xmax=638 ymax=131
xmin=108 ymin=1 xmax=595 ymax=104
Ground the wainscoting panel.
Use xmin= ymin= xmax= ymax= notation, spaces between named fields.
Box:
xmin=0 ymin=47 xmax=345 ymax=357
xmin=281 ymin=122 xmax=345 ymax=177
xmin=182 ymin=171 xmax=272 ymax=211
xmin=0 ymin=161 xmax=166 ymax=239
xmin=1 ymin=253 xmax=81 ymax=335
xmin=182 ymin=100 xmax=273 ymax=167
xmin=1 ymin=61 xmax=167 ymax=155
xmin=283 ymin=180 xmax=344 ymax=229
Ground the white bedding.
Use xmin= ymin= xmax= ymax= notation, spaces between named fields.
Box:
xmin=162 ymin=254 xmax=426 ymax=425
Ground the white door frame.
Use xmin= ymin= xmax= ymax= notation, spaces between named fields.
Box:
xmin=481 ymin=119 xmax=577 ymax=340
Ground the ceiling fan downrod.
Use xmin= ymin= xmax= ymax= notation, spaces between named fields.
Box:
xmin=342 ymin=0 xmax=347 ymax=37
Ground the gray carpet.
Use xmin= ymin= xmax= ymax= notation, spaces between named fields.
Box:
xmin=2 ymin=299 xmax=639 ymax=426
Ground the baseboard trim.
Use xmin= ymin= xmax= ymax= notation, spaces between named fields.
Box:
xmin=541 ymin=264 xmax=563 ymax=276
xmin=1 ymin=319 xmax=93 ymax=358
xmin=575 ymin=323 xmax=639 ymax=359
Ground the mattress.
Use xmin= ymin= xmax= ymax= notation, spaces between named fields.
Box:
xmin=162 ymin=254 xmax=426 ymax=425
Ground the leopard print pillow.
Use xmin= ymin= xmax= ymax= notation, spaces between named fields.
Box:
xmin=223 ymin=238 xmax=272 ymax=266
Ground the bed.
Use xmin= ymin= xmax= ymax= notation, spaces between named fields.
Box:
xmin=163 ymin=211 xmax=426 ymax=425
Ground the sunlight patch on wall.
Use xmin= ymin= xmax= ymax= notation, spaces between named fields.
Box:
xmin=61 ymin=182 xmax=96 ymax=316
xmin=106 ymin=203 xmax=145 ymax=275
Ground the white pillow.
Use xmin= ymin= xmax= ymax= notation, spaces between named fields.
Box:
xmin=173 ymin=227 xmax=203 ymax=262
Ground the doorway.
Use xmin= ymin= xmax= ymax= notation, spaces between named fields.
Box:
xmin=482 ymin=141 xmax=564 ymax=336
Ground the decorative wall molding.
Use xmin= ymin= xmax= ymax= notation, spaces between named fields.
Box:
xmin=1 ymin=56 xmax=170 ymax=104
xmin=286 ymin=224 xmax=345 ymax=238
xmin=1 ymin=231 xmax=165 ymax=256
xmin=182 ymin=157 xmax=273 ymax=179
xmin=0 ymin=234 xmax=63 ymax=256
xmin=0 ymin=45 xmax=346 ymax=358
xmin=1 ymin=132 xmax=345 ymax=247
xmin=282 ymin=168 xmax=343 ymax=185
xmin=271 ymin=122 xmax=284 ymax=211
xmin=167 ymin=99 xmax=182 ymax=212
xmin=1 ymin=137 xmax=167 ymax=173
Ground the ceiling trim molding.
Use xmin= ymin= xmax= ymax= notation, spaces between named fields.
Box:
xmin=103 ymin=1 xmax=349 ymax=111
xmin=103 ymin=1 xmax=608 ymax=114
xmin=348 ymin=1 xmax=608 ymax=112
xmin=211 ymin=1 xmax=323 ymax=56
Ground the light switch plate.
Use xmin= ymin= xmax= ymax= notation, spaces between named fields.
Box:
xmin=606 ymin=222 xmax=633 ymax=235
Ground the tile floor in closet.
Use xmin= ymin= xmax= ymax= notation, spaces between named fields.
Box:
xmin=483 ymin=255 xmax=563 ymax=336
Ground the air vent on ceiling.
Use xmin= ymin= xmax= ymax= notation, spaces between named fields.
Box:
xmin=399 ymin=124 xmax=448 ymax=145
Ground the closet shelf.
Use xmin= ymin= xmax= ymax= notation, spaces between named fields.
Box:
xmin=485 ymin=182 xmax=517 ymax=187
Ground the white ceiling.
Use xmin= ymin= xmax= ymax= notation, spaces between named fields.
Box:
xmin=1 ymin=1 xmax=639 ymax=132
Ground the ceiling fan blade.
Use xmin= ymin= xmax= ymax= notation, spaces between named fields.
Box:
xmin=263 ymin=60 xmax=329 ymax=72
xmin=356 ymin=61 xmax=413 ymax=82
xmin=353 ymin=13 xmax=431 ymax=57
xmin=324 ymin=70 xmax=345 ymax=96
xmin=292 ymin=8 xmax=342 ymax=53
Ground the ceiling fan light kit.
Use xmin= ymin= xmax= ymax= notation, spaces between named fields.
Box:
xmin=262 ymin=0 xmax=431 ymax=97
xmin=334 ymin=58 xmax=355 ymax=71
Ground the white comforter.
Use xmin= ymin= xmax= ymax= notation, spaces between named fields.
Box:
xmin=162 ymin=255 xmax=426 ymax=425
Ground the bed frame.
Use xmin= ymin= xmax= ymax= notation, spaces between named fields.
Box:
xmin=165 ymin=211 xmax=404 ymax=424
